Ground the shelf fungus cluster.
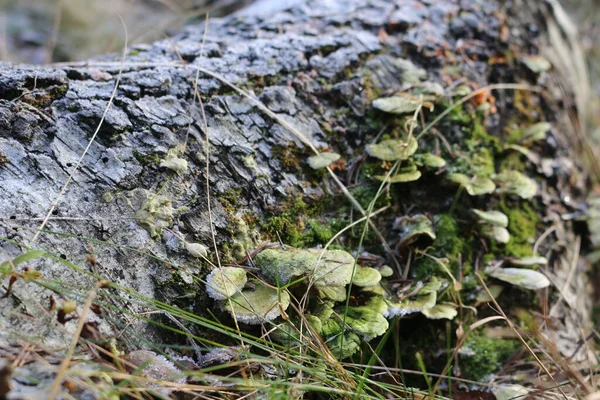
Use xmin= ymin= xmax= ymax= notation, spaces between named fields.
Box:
xmin=205 ymin=247 xmax=461 ymax=358
xmin=205 ymin=221 xmax=550 ymax=359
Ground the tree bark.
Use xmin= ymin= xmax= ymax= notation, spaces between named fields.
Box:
xmin=0 ymin=0 xmax=595 ymax=375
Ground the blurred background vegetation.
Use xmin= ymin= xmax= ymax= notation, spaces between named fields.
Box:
xmin=0 ymin=0 xmax=247 ymax=64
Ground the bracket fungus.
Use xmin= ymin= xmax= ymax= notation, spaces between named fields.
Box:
xmin=385 ymin=279 xmax=442 ymax=318
xmin=506 ymin=256 xmax=547 ymax=267
xmin=493 ymin=170 xmax=538 ymax=199
xmin=472 ymin=209 xmax=509 ymax=228
xmin=342 ymin=304 xmax=389 ymax=341
xmin=205 ymin=267 xmax=248 ymax=300
xmin=205 ymin=246 xmax=457 ymax=358
xmin=393 ymin=214 xmax=436 ymax=248
xmin=472 ymin=209 xmax=511 ymax=243
xmin=185 ymin=242 xmax=208 ymax=258
xmin=414 ymin=153 xmax=446 ymax=169
xmin=225 ymin=283 xmax=290 ymax=325
xmin=351 ymin=267 xmax=383 ymax=287
xmin=366 ymin=137 xmax=418 ymax=161
xmin=374 ymin=169 xmax=421 ymax=183
xmin=421 ymin=304 xmax=458 ymax=320
xmin=520 ymin=122 xmax=551 ymax=145
xmin=253 ymin=248 xmax=355 ymax=288
xmin=481 ymin=225 xmax=511 ymax=244
xmin=485 ymin=266 xmax=550 ymax=290
xmin=372 ymin=95 xmax=432 ymax=115
xmin=449 ymin=173 xmax=496 ymax=196
xmin=522 ymin=55 xmax=551 ymax=74
xmin=307 ymin=152 xmax=340 ymax=170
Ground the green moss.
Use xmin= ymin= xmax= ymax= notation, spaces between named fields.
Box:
xmin=218 ymin=188 xmax=242 ymax=215
xmin=499 ymin=152 xmax=527 ymax=172
xmin=272 ymin=142 xmax=305 ymax=172
xmin=498 ymin=200 xmax=539 ymax=257
xmin=469 ymin=118 xmax=501 ymax=153
xmin=416 ymin=214 xmax=471 ymax=278
xmin=305 ymin=219 xmax=334 ymax=244
xmin=52 ymin=84 xmax=68 ymax=98
xmin=460 ymin=335 xmax=520 ymax=381
xmin=445 ymin=102 xmax=472 ymax=125
xmin=446 ymin=109 xmax=503 ymax=181
xmin=133 ymin=151 xmax=161 ymax=166
xmin=262 ymin=197 xmax=308 ymax=247
xmin=361 ymin=70 xmax=381 ymax=102
xmin=260 ymin=194 xmax=352 ymax=248
xmin=333 ymin=107 xmax=351 ymax=119
xmin=469 ymin=147 xmax=496 ymax=177
xmin=348 ymin=183 xmax=391 ymax=210
xmin=449 ymin=144 xmax=496 ymax=179
xmin=435 ymin=215 xmax=463 ymax=256
xmin=507 ymin=127 xmax=525 ymax=144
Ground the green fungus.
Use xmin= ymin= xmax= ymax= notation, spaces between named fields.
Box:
xmin=412 ymin=81 xmax=444 ymax=97
xmin=366 ymin=137 xmax=418 ymax=161
xmin=374 ymin=169 xmax=421 ymax=183
xmin=449 ymin=84 xmax=472 ymax=97
xmin=393 ymin=214 xmax=436 ymax=248
xmin=102 ymin=192 xmax=114 ymax=202
xmin=307 ymin=152 xmax=341 ymax=170
xmin=472 ymin=209 xmax=509 ymax=227
xmin=385 ymin=279 xmax=441 ymax=317
xmin=185 ymin=242 xmax=208 ymax=258
xmin=522 ymin=55 xmax=551 ymax=73
xmin=379 ymin=265 xmax=394 ymax=278
xmin=317 ymin=285 xmax=348 ymax=302
xmin=230 ymin=215 xmax=256 ymax=261
xmin=224 ymin=281 xmax=290 ymax=325
xmin=205 ymin=267 xmax=248 ymax=300
xmin=421 ymin=304 xmax=457 ymax=320
xmin=506 ymin=256 xmax=547 ymax=267
xmin=351 ymin=267 xmax=382 ymax=287
xmin=326 ymin=329 xmax=362 ymax=360
xmin=520 ymin=122 xmax=550 ymax=145
xmin=493 ymin=170 xmax=537 ymax=199
xmin=394 ymin=58 xmax=427 ymax=84
xmin=480 ymin=225 xmax=510 ymax=244
xmin=342 ymin=305 xmax=389 ymax=341
xmin=253 ymin=248 xmax=354 ymax=288
xmin=271 ymin=321 xmax=301 ymax=345
xmin=485 ymin=266 xmax=550 ymax=290
xmin=448 ymin=173 xmax=496 ymax=196
xmin=414 ymin=153 xmax=446 ymax=169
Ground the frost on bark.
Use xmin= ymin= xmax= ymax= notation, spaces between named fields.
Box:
xmin=0 ymin=0 xmax=594 ymax=368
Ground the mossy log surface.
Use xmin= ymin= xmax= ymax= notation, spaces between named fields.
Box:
xmin=0 ymin=0 xmax=595 ymax=391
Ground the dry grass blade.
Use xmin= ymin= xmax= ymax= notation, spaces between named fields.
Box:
xmin=47 ymin=289 xmax=96 ymax=400
xmin=474 ymin=273 xmax=572 ymax=400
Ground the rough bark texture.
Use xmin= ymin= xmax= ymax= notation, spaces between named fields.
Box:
xmin=0 ymin=0 xmax=595 ymax=385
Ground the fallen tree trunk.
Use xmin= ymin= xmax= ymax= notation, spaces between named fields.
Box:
xmin=0 ymin=0 xmax=596 ymax=397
